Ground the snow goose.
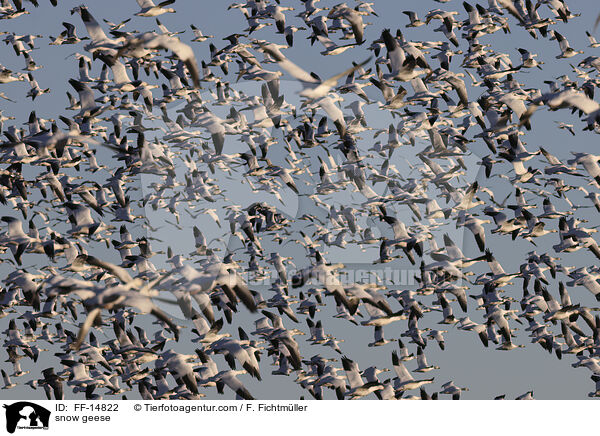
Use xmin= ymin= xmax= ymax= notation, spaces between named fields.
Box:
xmin=1 ymin=369 xmax=15 ymax=389
xmin=403 ymin=11 xmax=424 ymax=27
xmin=117 ymin=33 xmax=200 ymax=88
xmin=211 ymin=370 xmax=254 ymax=400
xmin=457 ymin=317 xmax=489 ymax=347
xmin=391 ymin=351 xmax=434 ymax=391
xmin=259 ymin=42 xmax=370 ymax=100
xmin=157 ymin=350 xmax=199 ymax=396
xmin=414 ymin=347 xmax=440 ymax=372
xmin=135 ymin=0 xmax=175 ymax=17
xmin=440 ymin=381 xmax=469 ymax=399
xmin=70 ymin=6 xmax=121 ymax=56
xmin=327 ymin=4 xmax=365 ymax=45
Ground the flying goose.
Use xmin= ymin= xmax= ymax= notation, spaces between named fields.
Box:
xmin=135 ymin=0 xmax=176 ymax=17
xmin=117 ymin=33 xmax=200 ymax=88
xmin=551 ymin=30 xmax=583 ymax=59
xmin=391 ymin=351 xmax=434 ymax=391
xmin=259 ymin=43 xmax=370 ymax=99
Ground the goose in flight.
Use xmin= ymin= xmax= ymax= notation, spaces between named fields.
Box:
xmin=515 ymin=390 xmax=535 ymax=400
xmin=568 ymin=152 xmax=600 ymax=186
xmin=440 ymin=381 xmax=469 ymax=399
xmin=391 ymin=351 xmax=434 ymax=392
xmin=72 ymin=254 xmax=136 ymax=284
xmin=117 ymin=33 xmax=200 ymax=88
xmin=259 ymin=43 xmax=370 ymax=99
xmin=156 ymin=350 xmax=199 ymax=396
xmin=135 ymin=0 xmax=176 ymax=17
xmin=457 ymin=317 xmax=489 ymax=347
xmin=551 ymin=30 xmax=583 ymax=59
xmin=1 ymin=369 xmax=16 ymax=389
xmin=210 ymin=336 xmax=261 ymax=380
xmin=458 ymin=212 xmax=490 ymax=252
xmin=45 ymin=273 xmax=179 ymax=350
xmin=40 ymin=368 xmax=64 ymax=400
xmin=496 ymin=0 xmax=526 ymax=24
xmin=210 ymin=370 xmax=254 ymax=400
xmin=566 ymin=267 xmax=600 ymax=301
xmin=178 ymin=262 xmax=257 ymax=312
xmin=190 ymin=25 xmax=213 ymax=42
xmin=380 ymin=29 xmax=429 ymax=81
xmin=70 ymin=6 xmax=121 ymax=56
xmin=589 ymin=375 xmax=600 ymax=397
xmin=327 ymin=4 xmax=365 ymax=45
xmin=586 ymin=31 xmax=600 ymax=48
xmin=394 ymin=340 xmax=415 ymax=361
xmin=414 ymin=347 xmax=440 ymax=372
xmin=340 ymin=356 xmax=384 ymax=399
xmin=403 ymin=11 xmax=424 ymax=27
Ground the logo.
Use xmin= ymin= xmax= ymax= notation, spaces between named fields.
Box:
xmin=3 ymin=402 xmax=50 ymax=434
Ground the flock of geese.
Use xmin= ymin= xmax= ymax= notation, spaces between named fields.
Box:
xmin=0 ymin=0 xmax=600 ymax=400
